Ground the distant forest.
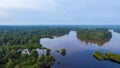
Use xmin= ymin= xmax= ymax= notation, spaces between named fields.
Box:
xmin=0 ymin=25 xmax=119 ymax=68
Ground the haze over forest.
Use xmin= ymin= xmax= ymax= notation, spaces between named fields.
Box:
xmin=0 ymin=0 xmax=120 ymax=68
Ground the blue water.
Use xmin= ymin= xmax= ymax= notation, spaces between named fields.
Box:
xmin=40 ymin=30 xmax=120 ymax=68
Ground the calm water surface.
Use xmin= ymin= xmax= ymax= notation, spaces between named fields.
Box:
xmin=40 ymin=30 xmax=120 ymax=68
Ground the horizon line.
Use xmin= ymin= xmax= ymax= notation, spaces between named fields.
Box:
xmin=0 ymin=24 xmax=120 ymax=26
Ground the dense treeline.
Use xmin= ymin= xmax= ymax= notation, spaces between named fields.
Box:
xmin=113 ymin=28 xmax=120 ymax=33
xmin=0 ymin=26 xmax=117 ymax=67
xmin=0 ymin=26 xmax=70 ymax=68
xmin=0 ymin=47 xmax=55 ymax=68
xmin=76 ymin=28 xmax=112 ymax=45
xmin=93 ymin=51 xmax=120 ymax=64
xmin=0 ymin=26 xmax=70 ymax=47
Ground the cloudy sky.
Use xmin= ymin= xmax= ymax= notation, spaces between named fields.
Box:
xmin=0 ymin=0 xmax=120 ymax=25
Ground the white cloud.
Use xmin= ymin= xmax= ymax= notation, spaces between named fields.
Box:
xmin=0 ymin=0 xmax=61 ymax=11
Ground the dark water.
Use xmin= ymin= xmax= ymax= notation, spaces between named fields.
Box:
xmin=40 ymin=30 xmax=120 ymax=68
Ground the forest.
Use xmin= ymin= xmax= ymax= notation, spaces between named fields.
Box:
xmin=76 ymin=28 xmax=112 ymax=45
xmin=0 ymin=26 xmax=117 ymax=68
xmin=0 ymin=26 xmax=70 ymax=68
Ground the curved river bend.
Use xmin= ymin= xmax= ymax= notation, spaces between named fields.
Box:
xmin=40 ymin=30 xmax=120 ymax=68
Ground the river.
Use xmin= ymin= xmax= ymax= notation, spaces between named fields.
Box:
xmin=40 ymin=30 xmax=120 ymax=68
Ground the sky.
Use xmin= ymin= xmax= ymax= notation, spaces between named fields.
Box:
xmin=0 ymin=0 xmax=120 ymax=25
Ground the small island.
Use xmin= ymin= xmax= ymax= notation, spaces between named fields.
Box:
xmin=60 ymin=49 xmax=66 ymax=56
xmin=93 ymin=51 xmax=120 ymax=64
xmin=76 ymin=28 xmax=112 ymax=45
xmin=55 ymin=48 xmax=66 ymax=56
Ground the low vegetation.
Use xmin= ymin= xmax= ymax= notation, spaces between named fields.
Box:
xmin=55 ymin=49 xmax=66 ymax=56
xmin=93 ymin=51 xmax=120 ymax=63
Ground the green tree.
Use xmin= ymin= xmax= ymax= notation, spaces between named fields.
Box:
xmin=6 ymin=59 xmax=14 ymax=68
xmin=60 ymin=49 xmax=66 ymax=56
xmin=30 ymin=50 xmax=38 ymax=58
xmin=46 ymin=48 xmax=51 ymax=56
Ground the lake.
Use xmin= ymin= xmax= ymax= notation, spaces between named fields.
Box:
xmin=40 ymin=30 xmax=120 ymax=68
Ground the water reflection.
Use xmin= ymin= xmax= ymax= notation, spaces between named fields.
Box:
xmin=78 ymin=37 xmax=111 ymax=46
xmin=40 ymin=30 xmax=120 ymax=68
xmin=41 ymin=30 xmax=112 ymax=50
xmin=77 ymin=31 xmax=112 ymax=46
